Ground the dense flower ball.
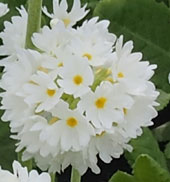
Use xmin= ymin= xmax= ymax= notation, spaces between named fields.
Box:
xmin=0 ymin=161 xmax=51 ymax=182
xmin=0 ymin=0 xmax=159 ymax=175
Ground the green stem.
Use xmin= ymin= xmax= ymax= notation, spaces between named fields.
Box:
xmin=50 ymin=173 xmax=58 ymax=182
xmin=25 ymin=0 xmax=42 ymax=49
xmin=71 ymin=168 xmax=81 ymax=182
xmin=17 ymin=151 xmax=33 ymax=171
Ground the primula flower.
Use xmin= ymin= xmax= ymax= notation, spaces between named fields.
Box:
xmin=32 ymin=22 xmax=72 ymax=57
xmin=23 ymin=71 xmax=63 ymax=113
xmin=0 ymin=3 xmax=9 ymax=17
xmin=0 ymin=6 xmax=27 ymax=61
xmin=78 ymin=81 xmax=134 ymax=128
xmin=43 ymin=0 xmax=89 ymax=27
xmin=110 ymin=35 xmax=157 ymax=95
xmin=58 ymin=55 xmax=94 ymax=97
xmin=0 ymin=161 xmax=51 ymax=182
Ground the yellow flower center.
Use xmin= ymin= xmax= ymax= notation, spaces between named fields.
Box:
xmin=73 ymin=75 xmax=83 ymax=85
xmin=57 ymin=62 xmax=63 ymax=67
xmin=63 ymin=18 xmax=71 ymax=26
xmin=66 ymin=117 xmax=78 ymax=128
xmin=117 ymin=72 xmax=124 ymax=78
xmin=123 ymin=108 xmax=127 ymax=115
xmin=38 ymin=66 xmax=48 ymax=73
xmin=83 ymin=53 xmax=92 ymax=61
xmin=46 ymin=89 xmax=56 ymax=97
xmin=95 ymin=97 xmax=107 ymax=109
xmin=49 ymin=117 xmax=59 ymax=125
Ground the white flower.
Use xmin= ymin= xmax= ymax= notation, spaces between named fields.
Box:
xmin=15 ymin=100 xmax=94 ymax=158
xmin=88 ymin=129 xmax=132 ymax=164
xmin=0 ymin=49 xmax=49 ymax=94
xmin=23 ymin=71 xmax=63 ymax=113
xmin=0 ymin=93 xmax=33 ymax=133
xmin=115 ymin=82 xmax=159 ymax=138
xmin=32 ymin=22 xmax=72 ymax=57
xmin=50 ymin=100 xmax=95 ymax=152
xmin=77 ymin=17 xmax=116 ymax=44
xmin=43 ymin=0 xmax=89 ymax=27
xmin=78 ymin=81 xmax=134 ymax=129
xmin=110 ymin=35 xmax=157 ymax=95
xmin=0 ymin=161 xmax=51 ymax=182
xmin=0 ymin=3 xmax=9 ymax=17
xmin=0 ymin=6 xmax=27 ymax=60
xmin=69 ymin=17 xmax=116 ymax=67
xmin=58 ymin=55 xmax=94 ymax=97
xmin=168 ymin=73 xmax=170 ymax=84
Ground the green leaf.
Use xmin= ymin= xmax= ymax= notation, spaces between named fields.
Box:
xmin=165 ymin=142 xmax=170 ymax=159
xmin=125 ymin=128 xmax=168 ymax=170
xmin=156 ymin=0 xmax=169 ymax=7
xmin=156 ymin=89 xmax=170 ymax=111
xmin=109 ymin=171 xmax=135 ymax=182
xmin=0 ymin=120 xmax=16 ymax=171
xmin=110 ymin=155 xmax=170 ymax=182
xmin=94 ymin=0 xmax=170 ymax=92
xmin=153 ymin=122 xmax=170 ymax=142
xmin=134 ymin=155 xmax=170 ymax=182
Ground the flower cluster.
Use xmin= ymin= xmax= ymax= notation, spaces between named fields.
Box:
xmin=0 ymin=161 xmax=50 ymax=182
xmin=0 ymin=0 xmax=159 ymax=175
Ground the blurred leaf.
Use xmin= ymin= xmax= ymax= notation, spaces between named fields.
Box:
xmin=0 ymin=119 xmax=16 ymax=171
xmin=156 ymin=0 xmax=169 ymax=7
xmin=134 ymin=155 xmax=170 ymax=182
xmin=153 ymin=122 xmax=170 ymax=142
xmin=125 ymin=128 xmax=168 ymax=170
xmin=110 ymin=155 xmax=170 ymax=182
xmin=94 ymin=0 xmax=170 ymax=92
xmin=156 ymin=89 xmax=170 ymax=111
xmin=165 ymin=142 xmax=170 ymax=159
xmin=109 ymin=171 xmax=135 ymax=182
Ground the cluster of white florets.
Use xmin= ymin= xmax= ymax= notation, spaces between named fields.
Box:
xmin=0 ymin=161 xmax=50 ymax=182
xmin=0 ymin=0 xmax=159 ymax=175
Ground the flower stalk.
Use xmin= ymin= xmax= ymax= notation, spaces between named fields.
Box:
xmin=50 ymin=173 xmax=57 ymax=182
xmin=71 ymin=168 xmax=81 ymax=182
xmin=25 ymin=0 xmax=42 ymax=49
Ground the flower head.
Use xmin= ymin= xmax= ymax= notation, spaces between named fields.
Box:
xmin=43 ymin=0 xmax=89 ymax=27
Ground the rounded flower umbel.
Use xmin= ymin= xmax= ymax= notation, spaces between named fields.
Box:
xmin=0 ymin=0 xmax=159 ymax=176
